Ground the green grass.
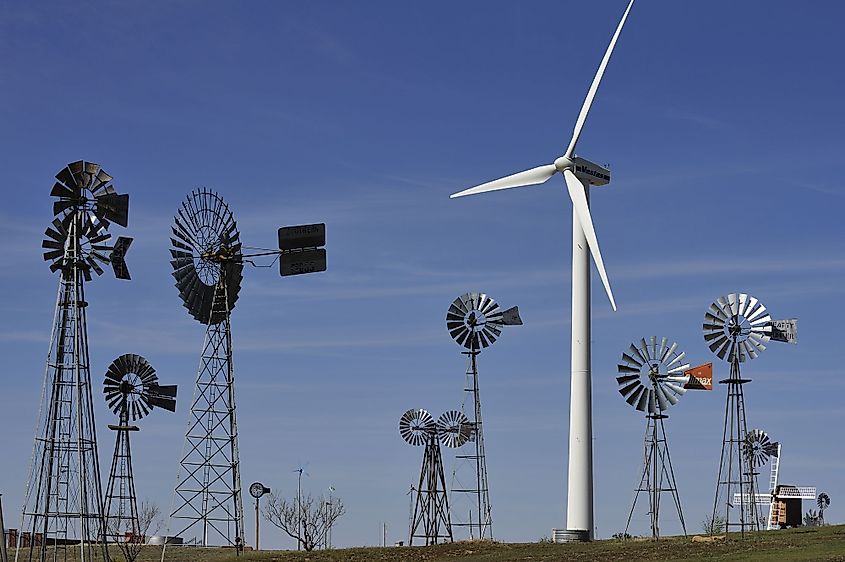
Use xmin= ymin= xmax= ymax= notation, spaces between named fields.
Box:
xmin=10 ymin=525 xmax=845 ymax=562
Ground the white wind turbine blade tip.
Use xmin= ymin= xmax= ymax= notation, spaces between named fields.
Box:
xmin=564 ymin=169 xmax=616 ymax=311
xmin=564 ymin=0 xmax=635 ymax=158
xmin=450 ymin=164 xmax=557 ymax=198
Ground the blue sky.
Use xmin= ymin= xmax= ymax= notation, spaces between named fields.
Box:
xmin=1 ymin=0 xmax=844 ymax=548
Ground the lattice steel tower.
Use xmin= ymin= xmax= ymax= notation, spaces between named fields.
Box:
xmin=617 ymin=336 xmax=692 ymax=539
xmin=103 ymin=354 xmax=177 ymax=543
xmin=445 ymin=292 xmax=521 ymax=540
xmin=18 ymin=160 xmax=131 ymax=562
xmin=400 ymin=409 xmax=471 ymax=545
xmin=704 ymin=293 xmax=795 ymax=535
xmin=168 ymin=189 xmax=245 ymax=546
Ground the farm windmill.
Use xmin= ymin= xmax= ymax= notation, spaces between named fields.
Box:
xmin=400 ymin=409 xmax=472 ymax=545
xmin=446 ymin=292 xmax=521 ymax=540
xmin=449 ymin=0 xmax=636 ymax=540
xmin=818 ymin=493 xmax=830 ymax=525
xmin=166 ymin=189 xmax=327 ymax=548
xmin=704 ymin=293 xmax=797 ymax=535
xmin=103 ymin=354 xmax=176 ymax=543
xmin=732 ymin=431 xmax=817 ymax=530
xmin=19 ymin=160 xmax=131 ymax=562
xmin=616 ymin=337 xmax=698 ymax=539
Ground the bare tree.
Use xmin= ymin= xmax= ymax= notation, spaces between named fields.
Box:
xmin=701 ymin=512 xmax=726 ymax=535
xmin=263 ymin=490 xmax=345 ymax=551
xmin=107 ymin=500 xmax=161 ymax=562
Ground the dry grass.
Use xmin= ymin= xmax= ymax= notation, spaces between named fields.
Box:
xmin=10 ymin=525 xmax=845 ymax=562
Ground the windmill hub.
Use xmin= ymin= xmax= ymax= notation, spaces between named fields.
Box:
xmin=553 ymin=155 xmax=574 ymax=172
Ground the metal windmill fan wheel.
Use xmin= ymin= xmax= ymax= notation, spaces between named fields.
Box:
xmin=42 ymin=212 xmax=113 ymax=281
xmin=399 ymin=409 xmax=434 ymax=446
xmin=170 ymin=189 xmax=243 ymax=325
xmin=103 ymin=354 xmax=159 ymax=422
xmin=703 ymin=293 xmax=772 ymax=362
xmin=436 ymin=410 xmax=472 ymax=448
xmin=818 ymin=493 xmax=830 ymax=510
xmin=744 ymin=429 xmax=776 ymax=467
xmin=50 ymin=160 xmax=129 ymax=227
xmin=616 ymin=336 xmax=690 ymax=414
xmin=447 ymin=293 xmax=517 ymax=350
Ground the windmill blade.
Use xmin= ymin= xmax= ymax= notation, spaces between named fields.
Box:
xmin=635 ymin=388 xmax=650 ymax=412
xmin=658 ymin=337 xmax=668 ymax=362
xmin=625 ymin=386 xmax=645 ymax=408
xmin=639 ymin=338 xmax=652 ymax=362
xmin=55 ymin=166 xmax=82 ymax=191
xmin=663 ymin=381 xmax=687 ymax=395
xmin=563 ymin=169 xmax=616 ymax=311
xmin=450 ymin=164 xmax=557 ymax=199
xmin=653 ymin=384 xmax=671 ymax=411
xmin=618 ymin=379 xmax=641 ymax=398
xmin=621 ymin=351 xmax=643 ymax=368
xmin=628 ymin=343 xmax=648 ymax=364
xmin=660 ymin=383 xmax=681 ymax=405
xmin=666 ymin=351 xmax=687 ymax=368
xmin=564 ymin=0 xmax=636 ymax=159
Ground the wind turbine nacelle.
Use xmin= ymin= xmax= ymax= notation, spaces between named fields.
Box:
xmin=571 ymin=157 xmax=611 ymax=186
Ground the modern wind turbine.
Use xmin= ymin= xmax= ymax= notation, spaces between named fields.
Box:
xmin=450 ymin=0 xmax=635 ymax=541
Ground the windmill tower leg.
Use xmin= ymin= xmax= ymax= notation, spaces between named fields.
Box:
xmin=170 ymin=279 xmax=244 ymax=546
xmin=566 ymin=181 xmax=593 ymax=540
xmin=624 ymin=412 xmax=686 ymax=540
xmin=657 ymin=415 xmax=687 ymax=537
xmin=712 ymin=357 xmax=761 ymax=536
xmin=104 ymin=411 xmax=140 ymax=544
xmin=410 ymin=433 xmax=452 ymax=546
xmin=453 ymin=348 xmax=492 ymax=541
xmin=19 ymin=245 xmax=109 ymax=562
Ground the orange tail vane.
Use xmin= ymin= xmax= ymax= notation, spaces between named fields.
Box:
xmin=684 ymin=363 xmax=713 ymax=391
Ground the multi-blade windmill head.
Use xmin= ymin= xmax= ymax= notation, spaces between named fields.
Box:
xmin=43 ymin=161 xmax=133 ymax=281
xmin=170 ymin=189 xmax=243 ymax=325
xmin=450 ymin=0 xmax=637 ymax=312
xmin=436 ymin=410 xmax=472 ymax=448
xmin=818 ymin=493 xmax=830 ymax=511
xmin=103 ymin=354 xmax=177 ymax=422
xmin=51 ymin=160 xmax=129 ymax=227
xmin=446 ymin=292 xmax=522 ymax=350
xmin=744 ymin=429 xmax=776 ymax=468
xmin=616 ymin=336 xmax=690 ymax=414
xmin=703 ymin=293 xmax=772 ymax=363
xmin=399 ymin=409 xmax=435 ymax=447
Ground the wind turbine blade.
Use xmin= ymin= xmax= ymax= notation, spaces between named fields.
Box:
xmin=564 ymin=0 xmax=636 ymax=158
xmin=563 ymin=169 xmax=616 ymax=310
xmin=450 ymin=164 xmax=557 ymax=198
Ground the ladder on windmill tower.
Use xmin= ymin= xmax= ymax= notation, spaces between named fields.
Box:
xmin=766 ymin=442 xmax=781 ymax=530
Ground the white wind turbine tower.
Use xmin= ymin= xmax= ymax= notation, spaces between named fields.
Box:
xmin=450 ymin=0 xmax=635 ymax=541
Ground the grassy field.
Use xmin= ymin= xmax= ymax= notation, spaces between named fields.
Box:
xmin=9 ymin=525 xmax=845 ymax=562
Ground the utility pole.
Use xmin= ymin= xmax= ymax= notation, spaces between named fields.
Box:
xmin=296 ymin=468 xmax=303 ymax=551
